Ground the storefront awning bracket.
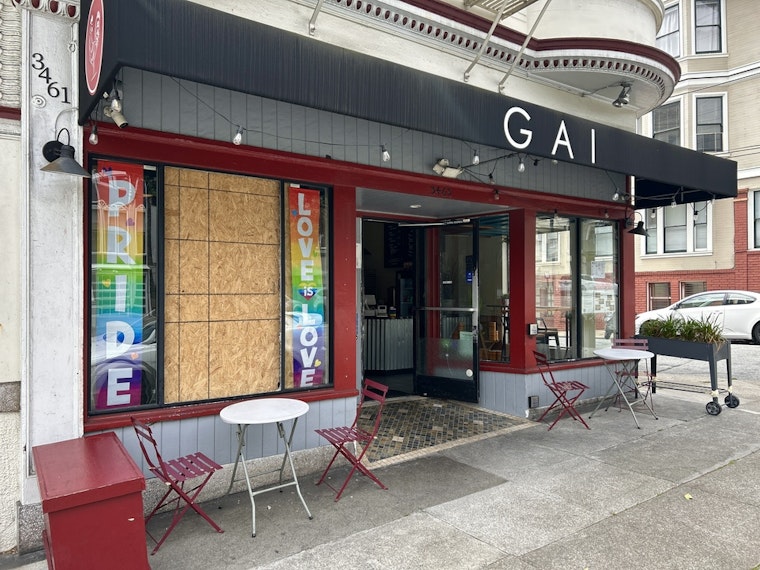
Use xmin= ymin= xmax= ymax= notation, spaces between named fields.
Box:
xmin=497 ymin=0 xmax=553 ymax=92
xmin=309 ymin=0 xmax=326 ymax=35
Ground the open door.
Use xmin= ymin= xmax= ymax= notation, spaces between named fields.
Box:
xmin=415 ymin=222 xmax=479 ymax=402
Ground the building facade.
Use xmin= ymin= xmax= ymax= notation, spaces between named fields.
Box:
xmin=1 ymin=0 xmax=737 ymax=553
xmin=636 ymin=0 xmax=760 ymax=311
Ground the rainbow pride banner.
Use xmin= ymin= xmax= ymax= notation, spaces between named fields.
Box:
xmin=91 ymin=161 xmax=148 ymax=410
xmin=288 ymin=186 xmax=326 ymax=387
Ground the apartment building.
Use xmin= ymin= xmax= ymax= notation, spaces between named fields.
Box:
xmin=636 ymin=0 xmax=760 ymax=311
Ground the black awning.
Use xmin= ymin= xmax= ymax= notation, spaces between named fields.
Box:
xmin=79 ymin=0 xmax=736 ymax=208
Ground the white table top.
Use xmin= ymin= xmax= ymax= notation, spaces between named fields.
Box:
xmin=220 ymin=398 xmax=309 ymax=425
xmin=594 ymin=347 xmax=654 ymax=361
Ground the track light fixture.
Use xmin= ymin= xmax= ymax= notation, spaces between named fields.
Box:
xmin=381 ymin=145 xmax=390 ymax=162
xmin=612 ymin=82 xmax=632 ymax=108
xmin=40 ymin=127 xmax=91 ymax=178
xmin=233 ymin=126 xmax=243 ymax=145
xmin=104 ymin=106 xmax=128 ymax=128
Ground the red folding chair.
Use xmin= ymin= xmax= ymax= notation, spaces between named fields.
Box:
xmin=533 ymin=351 xmax=590 ymax=431
xmin=131 ymin=417 xmax=224 ymax=554
xmin=315 ymin=379 xmax=389 ymax=501
xmin=610 ymin=337 xmax=655 ymax=412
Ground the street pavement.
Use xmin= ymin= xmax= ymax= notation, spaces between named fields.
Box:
xmin=4 ymin=342 xmax=760 ymax=569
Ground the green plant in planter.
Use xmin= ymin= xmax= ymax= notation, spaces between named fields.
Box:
xmin=639 ymin=314 xmax=726 ymax=345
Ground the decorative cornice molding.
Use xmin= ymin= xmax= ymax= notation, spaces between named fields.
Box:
xmin=302 ymin=0 xmax=677 ymax=108
xmin=10 ymin=0 xmax=81 ymax=21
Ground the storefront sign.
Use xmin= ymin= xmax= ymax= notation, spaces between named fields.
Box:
xmin=503 ymin=105 xmax=594 ymax=163
xmin=91 ymin=161 xmax=147 ymax=409
xmin=85 ymin=0 xmax=104 ymax=95
xmin=288 ymin=187 xmax=326 ymax=387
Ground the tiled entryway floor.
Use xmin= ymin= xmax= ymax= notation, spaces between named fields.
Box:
xmin=359 ymin=397 xmax=530 ymax=465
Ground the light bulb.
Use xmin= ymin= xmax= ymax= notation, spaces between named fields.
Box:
xmin=650 ymin=208 xmax=656 ymax=219
xmin=88 ymin=127 xmax=98 ymax=145
xmin=613 ymin=191 xmax=620 ymax=201
xmin=517 ymin=159 xmax=525 ymax=173
xmin=381 ymin=146 xmax=390 ymax=162
xmin=233 ymin=126 xmax=243 ymax=146
xmin=110 ymin=96 xmax=122 ymax=113
xmin=472 ymin=150 xmax=480 ymax=165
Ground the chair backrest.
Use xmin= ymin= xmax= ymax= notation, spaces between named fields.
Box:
xmin=132 ymin=417 xmax=169 ymax=480
xmin=353 ymin=379 xmax=389 ymax=438
xmin=612 ymin=337 xmax=648 ymax=350
xmin=532 ymin=350 xmax=558 ymax=387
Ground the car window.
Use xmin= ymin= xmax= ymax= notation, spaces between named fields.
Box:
xmin=678 ymin=293 xmax=725 ymax=309
xmin=726 ymin=293 xmax=755 ymax=305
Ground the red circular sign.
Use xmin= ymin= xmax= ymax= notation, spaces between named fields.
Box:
xmin=85 ymin=0 xmax=104 ymax=96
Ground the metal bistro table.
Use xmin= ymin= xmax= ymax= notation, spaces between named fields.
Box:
xmin=220 ymin=398 xmax=313 ymax=537
xmin=590 ymin=347 xmax=658 ymax=429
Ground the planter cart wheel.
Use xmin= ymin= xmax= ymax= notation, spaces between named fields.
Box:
xmin=706 ymin=400 xmax=722 ymax=416
xmin=725 ymin=394 xmax=740 ymax=408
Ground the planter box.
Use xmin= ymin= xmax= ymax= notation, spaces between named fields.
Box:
xmin=637 ymin=336 xmax=732 ymax=394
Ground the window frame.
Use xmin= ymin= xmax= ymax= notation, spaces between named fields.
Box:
xmin=648 ymin=282 xmax=672 ymax=310
xmin=656 ymin=3 xmax=681 ymax=58
xmin=693 ymin=0 xmax=725 ymax=55
xmin=642 ymin=201 xmax=713 ymax=256
xmin=652 ymin=100 xmax=682 ymax=146
xmin=86 ymin=160 xmax=334 ymax=417
xmin=694 ymin=94 xmax=726 ymax=152
xmin=748 ymin=190 xmax=760 ymax=250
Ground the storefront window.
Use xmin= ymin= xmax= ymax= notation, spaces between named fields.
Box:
xmin=478 ymin=215 xmax=509 ymax=362
xmin=535 ymin=215 xmax=619 ymax=361
xmin=88 ymin=165 xmax=331 ymax=415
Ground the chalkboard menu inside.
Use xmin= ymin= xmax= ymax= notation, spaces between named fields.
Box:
xmin=384 ymin=224 xmax=414 ymax=268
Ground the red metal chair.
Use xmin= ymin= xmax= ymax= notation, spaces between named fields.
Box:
xmin=611 ymin=337 xmax=655 ymax=412
xmin=315 ymin=379 xmax=389 ymax=501
xmin=533 ymin=351 xmax=590 ymax=431
xmin=131 ymin=417 xmax=224 ymax=554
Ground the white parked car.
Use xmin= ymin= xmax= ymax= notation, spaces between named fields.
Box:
xmin=635 ymin=290 xmax=760 ymax=344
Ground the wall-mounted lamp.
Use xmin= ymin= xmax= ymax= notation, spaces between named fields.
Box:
xmin=612 ymin=82 xmax=632 ymax=107
xmin=627 ymin=213 xmax=649 ymax=236
xmin=40 ymin=127 xmax=91 ymax=178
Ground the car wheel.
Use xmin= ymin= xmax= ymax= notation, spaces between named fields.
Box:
xmin=753 ymin=322 xmax=760 ymax=345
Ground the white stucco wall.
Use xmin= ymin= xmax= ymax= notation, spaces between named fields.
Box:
xmin=0 ymin=121 xmax=21 ymax=551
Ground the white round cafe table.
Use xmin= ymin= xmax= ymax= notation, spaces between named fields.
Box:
xmin=591 ymin=348 xmax=657 ymax=429
xmin=220 ymin=398 xmax=312 ymax=537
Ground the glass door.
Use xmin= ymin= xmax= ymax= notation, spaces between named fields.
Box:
xmin=415 ymin=222 xmax=478 ymax=402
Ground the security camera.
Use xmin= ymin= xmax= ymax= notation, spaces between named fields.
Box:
xmin=104 ymin=106 xmax=128 ymax=129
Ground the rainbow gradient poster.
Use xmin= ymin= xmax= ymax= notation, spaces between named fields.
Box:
xmin=288 ymin=186 xmax=326 ymax=387
xmin=91 ymin=161 xmax=148 ymax=410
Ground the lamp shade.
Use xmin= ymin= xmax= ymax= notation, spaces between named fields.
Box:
xmin=628 ymin=221 xmax=649 ymax=236
xmin=41 ymin=140 xmax=91 ymax=178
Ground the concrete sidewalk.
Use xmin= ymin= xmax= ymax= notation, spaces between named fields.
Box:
xmin=6 ymin=347 xmax=760 ymax=569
